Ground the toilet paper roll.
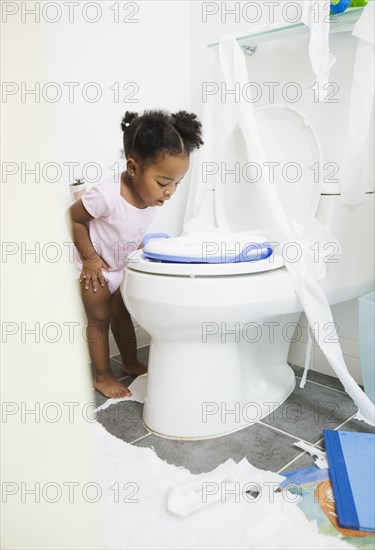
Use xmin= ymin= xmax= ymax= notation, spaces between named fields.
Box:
xmin=69 ymin=180 xmax=86 ymax=202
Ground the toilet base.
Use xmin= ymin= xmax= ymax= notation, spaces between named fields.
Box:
xmin=142 ymin=373 xmax=296 ymax=441
xmin=142 ymin=318 xmax=298 ymax=440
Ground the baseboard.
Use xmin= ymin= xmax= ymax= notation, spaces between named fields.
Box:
xmin=312 ymin=345 xmax=363 ymax=385
xmin=288 ymin=340 xmax=363 ymax=385
xmin=134 ymin=326 xmax=151 ymax=348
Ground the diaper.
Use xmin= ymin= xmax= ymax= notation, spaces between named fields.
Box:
xmin=100 ymin=269 xmax=124 ymax=295
xmin=74 ymin=262 xmax=124 ymax=295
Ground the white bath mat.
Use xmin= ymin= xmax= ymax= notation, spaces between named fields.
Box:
xmin=92 ymin=422 xmax=354 ymax=549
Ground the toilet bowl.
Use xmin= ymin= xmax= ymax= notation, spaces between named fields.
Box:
xmin=121 ymin=105 xmax=374 ymax=440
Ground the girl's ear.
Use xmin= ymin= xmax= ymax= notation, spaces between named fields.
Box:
xmin=126 ymin=157 xmax=138 ymax=175
xmin=126 ymin=158 xmax=137 ymax=176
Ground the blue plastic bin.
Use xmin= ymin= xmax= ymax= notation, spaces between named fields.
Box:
xmin=359 ymin=290 xmax=375 ymax=404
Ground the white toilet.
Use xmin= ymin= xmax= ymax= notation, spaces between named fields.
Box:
xmin=121 ymin=105 xmax=374 ymax=440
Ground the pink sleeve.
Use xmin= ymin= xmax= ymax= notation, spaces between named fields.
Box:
xmin=81 ymin=179 xmax=119 ymax=218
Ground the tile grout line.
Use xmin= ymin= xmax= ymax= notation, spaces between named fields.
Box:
xmin=276 ymin=412 xmax=359 ymax=472
xmin=294 ymin=375 xmax=347 ymax=395
xmin=257 ymin=420 xmax=305 ymax=442
xmin=109 ymin=357 xmax=141 ymax=382
xmin=129 ymin=433 xmax=152 ymax=445
xmin=258 ymin=420 xmax=325 ymax=449
xmin=276 ymin=451 xmax=309 ymax=474
xmin=334 ymin=412 xmax=357 ymax=431
xmin=312 ymin=413 xmax=358 ymax=446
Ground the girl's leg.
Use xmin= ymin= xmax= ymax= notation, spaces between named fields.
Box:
xmin=110 ymin=288 xmax=147 ymax=376
xmin=80 ymin=282 xmax=131 ymax=398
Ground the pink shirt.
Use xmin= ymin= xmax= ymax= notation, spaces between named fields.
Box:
xmin=74 ymin=174 xmax=156 ymax=272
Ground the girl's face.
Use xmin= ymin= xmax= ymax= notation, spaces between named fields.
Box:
xmin=126 ymin=152 xmax=190 ymax=208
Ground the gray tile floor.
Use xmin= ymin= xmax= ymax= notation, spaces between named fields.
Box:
xmin=94 ymin=346 xmax=374 ymax=475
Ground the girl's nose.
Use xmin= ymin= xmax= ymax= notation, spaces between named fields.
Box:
xmin=164 ymin=187 xmax=174 ymax=199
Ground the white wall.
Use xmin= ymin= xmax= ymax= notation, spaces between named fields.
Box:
xmin=189 ymin=0 xmax=304 ymax=115
xmin=1 ymin=2 xmax=190 ymax=547
xmin=52 ymin=1 xmax=191 ymax=234
xmin=1 ymin=6 xmax=106 ymax=548
xmin=289 ymin=303 xmax=365 ymax=384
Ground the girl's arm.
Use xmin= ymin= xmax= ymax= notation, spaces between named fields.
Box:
xmin=66 ymin=200 xmax=108 ymax=291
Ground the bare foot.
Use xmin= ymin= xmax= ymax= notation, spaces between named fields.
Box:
xmin=122 ymin=360 xmax=148 ymax=377
xmin=94 ymin=371 xmax=132 ymax=398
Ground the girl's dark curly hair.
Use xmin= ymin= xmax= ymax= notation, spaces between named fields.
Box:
xmin=120 ymin=109 xmax=203 ymax=168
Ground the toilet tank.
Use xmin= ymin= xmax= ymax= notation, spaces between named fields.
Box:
xmin=315 ymin=193 xmax=375 ymax=304
xmin=220 ymin=8 xmax=374 ymax=306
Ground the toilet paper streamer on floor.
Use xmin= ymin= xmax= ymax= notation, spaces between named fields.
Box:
xmin=206 ymin=36 xmax=375 ymax=426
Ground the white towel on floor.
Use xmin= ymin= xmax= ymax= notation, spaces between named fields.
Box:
xmin=167 ymin=457 xmax=285 ymax=518
xmin=92 ymin=422 xmax=355 ymax=549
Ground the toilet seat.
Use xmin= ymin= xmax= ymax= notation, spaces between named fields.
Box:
xmin=127 ymin=248 xmax=284 ymax=276
xmin=217 ymin=104 xmax=323 ymax=234
xmin=128 ymin=105 xmax=323 ymax=277
xmin=142 ymin=231 xmax=273 ymax=264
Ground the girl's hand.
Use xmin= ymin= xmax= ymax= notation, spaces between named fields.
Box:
xmin=80 ymin=257 xmax=110 ymax=293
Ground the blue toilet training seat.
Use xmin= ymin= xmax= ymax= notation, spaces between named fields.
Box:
xmin=141 ymin=232 xmax=273 ymax=264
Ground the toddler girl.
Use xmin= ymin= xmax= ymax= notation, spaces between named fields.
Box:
xmin=67 ymin=110 xmax=203 ymax=398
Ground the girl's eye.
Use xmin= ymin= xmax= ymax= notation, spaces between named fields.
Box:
xmin=156 ymin=181 xmax=181 ymax=187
